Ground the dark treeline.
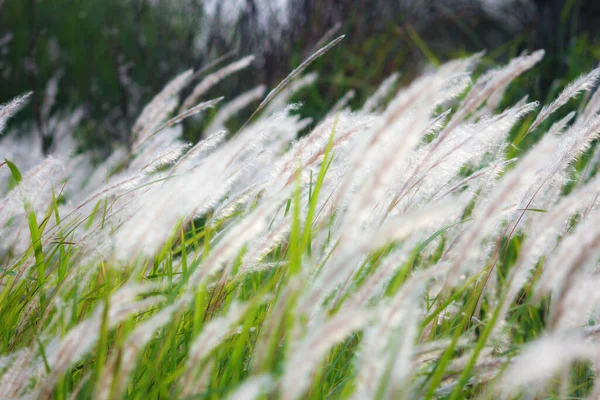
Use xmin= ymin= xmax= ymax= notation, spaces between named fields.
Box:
xmin=0 ymin=0 xmax=598 ymax=151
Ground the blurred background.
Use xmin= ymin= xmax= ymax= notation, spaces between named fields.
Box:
xmin=1 ymin=0 xmax=600 ymax=156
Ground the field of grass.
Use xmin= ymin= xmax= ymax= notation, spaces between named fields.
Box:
xmin=2 ymin=35 xmax=600 ymax=399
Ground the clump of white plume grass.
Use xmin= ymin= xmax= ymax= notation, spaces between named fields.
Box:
xmin=2 ymin=36 xmax=600 ymax=399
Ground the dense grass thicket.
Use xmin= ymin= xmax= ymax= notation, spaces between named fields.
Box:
xmin=3 ymin=37 xmax=600 ymax=399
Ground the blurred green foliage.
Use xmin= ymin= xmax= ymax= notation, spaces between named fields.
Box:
xmin=1 ymin=0 xmax=202 ymax=147
xmin=1 ymin=0 xmax=600 ymax=154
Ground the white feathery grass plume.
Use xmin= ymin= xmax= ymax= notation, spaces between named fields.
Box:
xmin=38 ymin=284 xmax=164 ymax=397
xmin=501 ymin=109 xmax=600 ymax=239
xmin=495 ymin=172 xmax=600 ymax=335
xmin=60 ymin=172 xmax=142 ymax=220
xmin=361 ymin=72 xmax=400 ymax=113
xmin=0 ymin=350 xmax=22 ymax=372
xmin=582 ymin=84 xmax=600 ymax=122
xmin=498 ymin=334 xmax=597 ymax=395
xmin=118 ymin=106 xmax=300 ymax=258
xmin=262 ymin=73 xmax=317 ymax=116
xmin=434 ymin=101 xmax=537 ymax=168
xmin=509 ymin=110 xmax=600 ymax=226
xmin=240 ymin=35 xmax=344 ymax=131
xmin=0 ymin=348 xmax=35 ymax=399
xmin=66 ymin=372 xmax=92 ymax=400
xmin=81 ymin=146 xmax=128 ymax=191
xmin=41 ymin=72 xmax=62 ymax=123
xmin=212 ymin=184 xmax=262 ymax=222
xmin=480 ymin=81 xmax=515 ymax=117
xmin=226 ymin=375 xmax=274 ymax=400
xmin=326 ymin=89 xmax=355 ymax=117
xmin=258 ymin=114 xmax=370 ymax=207
xmin=233 ymin=115 xmax=304 ymax=168
xmin=364 ymin=197 xmax=457 ymax=251
xmin=352 ymin=263 xmax=447 ymax=399
xmin=547 ymin=110 xmax=576 ymax=136
xmin=553 ymin=273 xmax=600 ymax=330
xmin=228 ymin=111 xmax=310 ymax=175
xmin=133 ymin=96 xmax=180 ymax=147
xmin=528 ymin=68 xmax=600 ymax=134
xmin=262 ymin=112 xmax=369 ymax=191
xmin=132 ymin=69 xmax=192 ymax=143
xmin=483 ymin=112 xmax=600 ymax=327
xmin=441 ymin=50 xmax=543 ymax=138
xmin=181 ymin=55 xmax=255 ymax=111
xmin=114 ymin=135 xmax=257 ymax=260
xmin=0 ymin=132 xmax=45 ymax=184
xmin=341 ymin=110 xmax=430 ymax=233
xmin=0 ymin=157 xmax=62 ymax=218
xmin=344 ymin=242 xmax=415 ymax=308
xmin=140 ymin=142 xmax=191 ymax=174
xmin=557 ymin=107 xmax=600 ymax=161
xmin=129 ymin=125 xmax=183 ymax=171
xmin=281 ymin=309 xmax=371 ymax=400
xmin=333 ymin=56 xmax=475 ymax=212
xmin=260 ymin=105 xmax=313 ymax=150
xmin=392 ymin=102 xmax=537 ymax=217
xmin=436 ymin=349 xmax=505 ymax=395
xmin=250 ymin=276 xmax=304 ymax=372
xmin=206 ymin=85 xmax=266 ymax=132
xmin=350 ymin=109 xmax=453 ymax=226
xmin=180 ymin=359 xmax=214 ymax=399
xmin=303 ymin=195 xmax=458 ymax=318
xmin=45 ymin=108 xmax=85 ymax=157
xmin=239 ymin=218 xmax=290 ymax=276
xmin=96 ymin=301 xmax=184 ymax=400
xmin=0 ymin=91 xmax=32 ymax=133
xmin=182 ymin=302 xmax=251 ymax=393
xmin=538 ymin=204 xmax=600 ymax=329
xmin=433 ymin=158 xmax=513 ymax=203
xmin=133 ymin=97 xmax=223 ymax=151
xmin=481 ymin=84 xmax=528 ymax=122
xmin=0 ymin=157 xmax=63 ymax=253
xmin=412 ymin=337 xmax=473 ymax=367
xmin=444 ymin=131 xmax=559 ymax=288
xmin=189 ymin=51 xmax=236 ymax=81
xmin=584 ymin=142 xmax=600 ymax=182
xmin=172 ymin=129 xmax=227 ymax=172
xmin=386 ymin=300 xmax=422 ymax=398
xmin=187 ymin=188 xmax=291 ymax=288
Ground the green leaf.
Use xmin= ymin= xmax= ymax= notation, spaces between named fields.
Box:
xmin=5 ymin=159 xmax=23 ymax=183
xmin=516 ymin=208 xmax=548 ymax=213
xmin=416 ymin=218 xmax=472 ymax=256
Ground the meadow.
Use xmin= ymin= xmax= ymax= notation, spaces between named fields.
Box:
xmin=2 ymin=34 xmax=600 ymax=399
